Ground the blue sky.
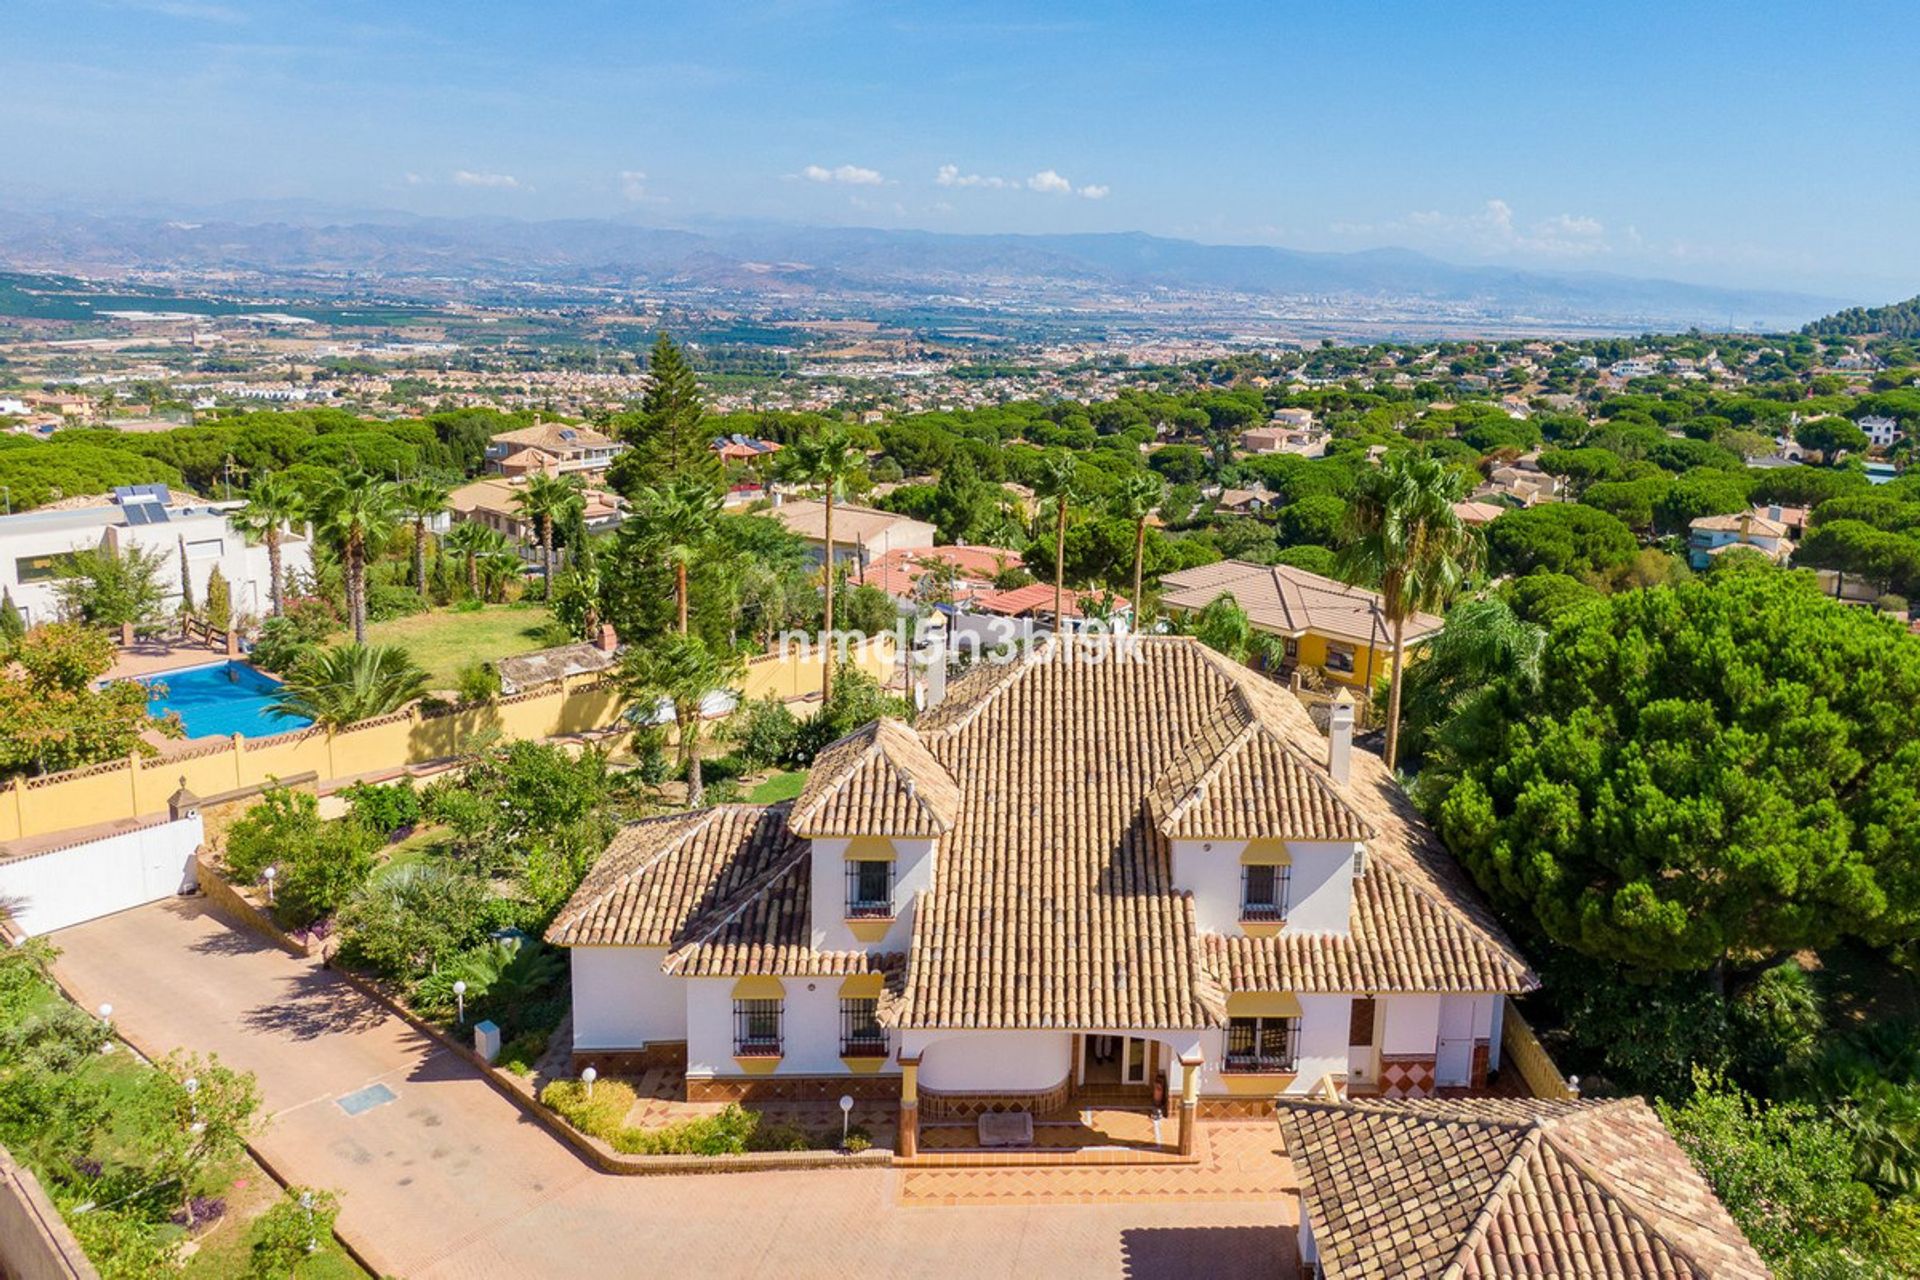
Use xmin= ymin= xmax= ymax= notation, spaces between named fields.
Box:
xmin=7 ymin=0 xmax=1916 ymax=297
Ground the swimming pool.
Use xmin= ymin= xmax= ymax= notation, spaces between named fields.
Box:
xmin=140 ymin=661 xmax=312 ymax=739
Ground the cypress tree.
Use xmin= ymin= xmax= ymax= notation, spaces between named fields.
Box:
xmin=610 ymin=332 xmax=722 ymax=495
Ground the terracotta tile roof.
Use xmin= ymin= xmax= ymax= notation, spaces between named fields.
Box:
xmin=1278 ymin=1097 xmax=1767 ymax=1279
xmin=972 ymin=582 xmax=1128 ymax=619
xmin=552 ymin=636 xmax=1533 ymax=1028
xmin=1690 ymin=511 xmax=1789 ymax=537
xmin=788 ymin=719 xmax=961 ymax=838
xmin=770 ymin=500 xmax=934 ymax=546
xmin=1147 ymin=718 xmax=1375 ymax=842
xmin=490 ymin=421 xmax=617 ymax=451
xmin=544 ymin=806 xmax=801 ymax=948
xmin=1159 ymin=560 xmax=1443 ymax=647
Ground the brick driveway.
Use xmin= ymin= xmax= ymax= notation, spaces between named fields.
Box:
xmin=50 ymin=899 xmax=1296 ymax=1279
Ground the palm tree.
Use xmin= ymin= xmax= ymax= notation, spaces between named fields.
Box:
xmin=1398 ymin=597 xmax=1545 ymax=765
xmin=1111 ymin=470 xmax=1164 ymax=625
xmin=443 ymin=521 xmax=493 ymax=600
xmin=618 ymin=632 xmax=746 ymax=806
xmin=228 ymin=472 xmax=306 ymax=618
xmin=395 ymin=478 xmax=450 ymax=600
xmin=779 ymin=427 xmax=866 ymax=701
xmin=634 ymin=479 xmax=723 ymax=633
xmin=268 ymin=643 xmax=429 ymax=730
xmin=311 ymin=472 xmax=400 ymax=644
xmin=513 ymin=474 xmax=581 ymax=597
xmin=1334 ymin=453 xmax=1481 ymax=770
xmin=1033 ymin=451 xmax=1080 ymax=628
xmin=478 ymin=546 xmax=524 ymax=604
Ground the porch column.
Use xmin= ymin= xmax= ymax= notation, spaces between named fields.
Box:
xmin=1177 ymin=1051 xmax=1202 ymax=1156
xmin=898 ymin=1054 xmax=920 ymax=1158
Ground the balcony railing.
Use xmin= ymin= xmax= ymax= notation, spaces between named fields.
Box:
xmin=1221 ymin=1051 xmax=1297 ymax=1074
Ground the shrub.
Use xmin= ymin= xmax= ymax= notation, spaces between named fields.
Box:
xmin=249 ymin=598 xmax=337 ymax=672
xmin=341 ymin=780 xmax=421 ymax=839
xmin=247 ymin=1187 xmax=340 ymax=1279
xmin=367 ymin=582 xmax=429 ymax=622
xmin=843 ymin=1130 xmax=873 ymax=1154
xmin=496 ymin=1029 xmax=550 ymax=1075
xmin=746 ymin=1121 xmax=812 ymax=1153
xmin=410 ymin=937 xmax=565 ymax=1036
xmin=456 ymin=661 xmax=501 ymax=705
xmin=541 ymin=1078 xmax=637 ymax=1140
xmin=726 ymin=695 xmax=800 ymax=768
xmin=334 ymin=861 xmax=492 ymax=981
xmin=221 ymin=787 xmax=376 ymax=923
xmin=608 ymin=1104 xmax=760 ymax=1155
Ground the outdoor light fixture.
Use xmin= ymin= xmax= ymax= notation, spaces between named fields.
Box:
xmin=185 ymin=1076 xmax=203 ymax=1133
xmin=452 ymin=980 xmax=467 ymax=1024
xmin=581 ymin=1065 xmax=597 ymax=1099
xmin=262 ymin=865 xmax=278 ymax=904
xmin=839 ymin=1094 xmax=854 ymax=1147
xmin=97 ymin=1003 xmax=114 ymax=1053
xmin=300 ymin=1190 xmax=317 ymax=1254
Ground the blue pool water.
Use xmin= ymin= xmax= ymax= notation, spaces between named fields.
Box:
xmin=141 ymin=661 xmax=312 ymax=738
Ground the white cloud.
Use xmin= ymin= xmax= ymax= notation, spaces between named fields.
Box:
xmin=1362 ymin=198 xmax=1609 ymax=258
xmin=618 ymin=170 xmax=665 ymax=203
xmin=1026 ymin=169 xmax=1073 ymax=195
xmin=1078 ymin=183 xmax=1110 ymax=200
xmin=452 ymin=170 xmax=523 ymax=190
xmin=936 ymin=164 xmax=1013 ymax=189
xmin=802 ymin=163 xmax=885 ymax=186
xmin=402 ymin=172 xmax=426 ymax=187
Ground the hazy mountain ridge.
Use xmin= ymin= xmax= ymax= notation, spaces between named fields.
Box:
xmin=0 ymin=207 xmax=1842 ymax=328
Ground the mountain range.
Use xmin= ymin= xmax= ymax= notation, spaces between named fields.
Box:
xmin=0 ymin=204 xmax=1845 ymax=332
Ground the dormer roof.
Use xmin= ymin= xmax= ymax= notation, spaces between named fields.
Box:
xmin=1146 ymin=716 xmax=1374 ymax=842
xmin=787 ymin=718 xmax=960 ymax=838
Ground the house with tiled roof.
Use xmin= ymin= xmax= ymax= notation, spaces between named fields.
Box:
xmin=547 ymin=635 xmax=1535 ymax=1157
xmin=484 ymin=422 xmax=626 ymax=478
xmin=1280 ymin=1096 xmax=1767 ymax=1278
xmin=1159 ymin=560 xmax=1443 ymax=690
xmin=1688 ymin=509 xmax=1794 ymax=570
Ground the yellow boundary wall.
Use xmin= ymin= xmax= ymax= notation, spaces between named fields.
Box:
xmin=2 ymin=640 xmax=893 ymax=844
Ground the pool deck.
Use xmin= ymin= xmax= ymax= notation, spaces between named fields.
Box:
xmin=104 ymin=638 xmax=242 ymax=683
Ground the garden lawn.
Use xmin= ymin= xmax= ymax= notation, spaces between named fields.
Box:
xmin=351 ymin=606 xmax=555 ymax=689
xmin=746 ymin=770 xmax=808 ymax=803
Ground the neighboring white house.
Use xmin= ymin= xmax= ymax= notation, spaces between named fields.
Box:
xmin=1687 ymin=509 xmax=1793 ymax=571
xmin=547 ymin=636 xmax=1536 ymax=1156
xmin=1860 ymin=414 xmax=1903 ymax=449
xmin=0 ymin=487 xmax=309 ymax=627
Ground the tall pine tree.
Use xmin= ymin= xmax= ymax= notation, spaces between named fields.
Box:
xmin=610 ymin=332 xmax=722 ymax=495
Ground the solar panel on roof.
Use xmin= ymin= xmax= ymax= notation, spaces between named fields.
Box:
xmin=122 ymin=501 xmax=170 ymax=526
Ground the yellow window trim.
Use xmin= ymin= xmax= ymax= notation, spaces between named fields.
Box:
xmin=839 ymin=972 xmax=886 ymax=999
xmin=1240 ymin=838 xmax=1290 ymax=865
xmin=1226 ymin=991 xmax=1302 ymax=1018
xmin=731 ymin=1055 xmax=782 ymax=1075
xmin=839 ymin=1055 xmax=889 ymax=1074
xmin=843 ymin=835 xmax=897 ymax=860
xmin=1238 ymin=921 xmax=1286 ymax=939
xmin=731 ymin=975 xmax=786 ymax=1000
xmin=844 ymin=918 xmax=894 ymax=943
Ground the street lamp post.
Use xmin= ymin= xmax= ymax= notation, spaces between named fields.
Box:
xmin=452 ymin=980 xmax=467 ymax=1025
xmin=185 ymin=1076 xmax=203 ymax=1134
xmin=262 ymin=866 xmax=277 ymax=905
xmin=300 ymin=1190 xmax=317 ymax=1254
xmin=581 ymin=1066 xmax=597 ymax=1100
xmin=97 ymin=1003 xmax=114 ymax=1054
xmin=839 ymin=1094 xmax=854 ymax=1149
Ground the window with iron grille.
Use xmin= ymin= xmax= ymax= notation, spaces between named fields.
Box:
xmin=733 ymin=999 xmax=783 ymax=1057
xmin=845 ymin=859 xmax=895 ymax=918
xmin=839 ymin=998 xmax=886 ymax=1057
xmin=1223 ymin=1016 xmax=1299 ymax=1073
xmin=1240 ymin=863 xmax=1290 ymax=922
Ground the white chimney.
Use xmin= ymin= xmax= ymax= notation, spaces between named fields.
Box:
xmin=922 ymin=645 xmax=948 ymax=710
xmin=1327 ymin=691 xmax=1355 ymax=784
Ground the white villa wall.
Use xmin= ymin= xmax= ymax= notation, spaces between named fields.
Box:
xmin=916 ymin=1031 xmax=1073 ymax=1093
xmin=807 ymin=836 xmax=934 ymax=952
xmin=0 ymin=816 xmax=201 ymax=936
xmin=1383 ymin=994 xmax=1442 ymax=1055
xmin=1172 ymin=838 xmax=1358 ymax=935
xmin=1185 ymin=995 xmax=1349 ymax=1096
xmin=569 ymin=947 xmax=684 ymax=1050
xmin=683 ymin=976 xmax=899 ymax=1077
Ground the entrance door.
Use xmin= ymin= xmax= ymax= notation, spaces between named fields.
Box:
xmin=1347 ymin=997 xmax=1378 ymax=1086
xmin=1122 ymin=1036 xmax=1149 ymax=1086
xmin=1435 ymin=999 xmax=1474 ymax=1087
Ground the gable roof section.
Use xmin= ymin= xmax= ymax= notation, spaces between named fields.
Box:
xmin=787 ymin=718 xmax=960 ymax=838
xmin=1278 ymin=1096 xmax=1767 ymax=1279
xmin=544 ymin=806 xmax=799 ymax=948
xmin=1147 ymin=717 xmax=1374 ymax=842
xmin=1158 ymin=559 xmax=1442 ymax=648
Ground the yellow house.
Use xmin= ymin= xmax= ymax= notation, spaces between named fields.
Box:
xmin=1157 ymin=560 xmax=1443 ymax=689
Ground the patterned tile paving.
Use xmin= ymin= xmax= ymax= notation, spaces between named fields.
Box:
xmin=898 ymin=1122 xmax=1295 ymax=1205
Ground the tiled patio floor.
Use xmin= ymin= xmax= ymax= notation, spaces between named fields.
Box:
xmin=920 ymin=1106 xmax=1170 ymax=1154
xmin=899 ymin=1121 xmax=1296 ymax=1205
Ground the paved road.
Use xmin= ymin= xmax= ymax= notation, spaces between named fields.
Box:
xmin=50 ymin=899 xmax=1291 ymax=1279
